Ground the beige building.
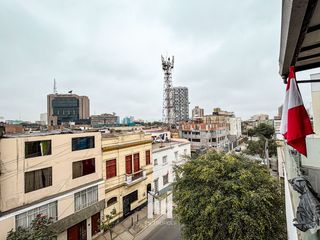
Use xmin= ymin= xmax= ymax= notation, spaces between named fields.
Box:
xmin=102 ymin=132 xmax=153 ymax=222
xmin=191 ymin=106 xmax=204 ymax=119
xmin=47 ymin=93 xmax=90 ymax=126
xmin=0 ymin=131 xmax=104 ymax=240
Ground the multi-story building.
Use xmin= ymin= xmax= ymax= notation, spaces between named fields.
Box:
xmin=228 ymin=117 xmax=242 ymax=138
xmin=0 ymin=131 xmax=104 ymax=240
xmin=250 ymin=114 xmax=269 ymax=122
xmin=179 ymin=120 xmax=229 ymax=151
xmin=150 ymin=138 xmax=190 ymax=216
xmin=47 ymin=93 xmax=90 ymax=126
xmin=173 ymin=87 xmax=189 ymax=122
xmin=91 ymin=113 xmax=119 ymax=128
xmin=122 ymin=116 xmax=135 ymax=126
xmin=102 ymin=132 xmax=153 ymax=222
xmin=40 ymin=113 xmax=47 ymax=125
xmin=191 ymin=106 xmax=204 ymax=120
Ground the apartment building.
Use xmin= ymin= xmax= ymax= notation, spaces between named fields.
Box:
xmin=191 ymin=106 xmax=204 ymax=120
xmin=0 ymin=131 xmax=104 ymax=240
xmin=91 ymin=113 xmax=119 ymax=128
xmin=179 ymin=119 xmax=229 ymax=151
xmin=150 ymin=138 xmax=191 ymax=216
xmin=101 ymin=132 xmax=153 ymax=222
xmin=173 ymin=87 xmax=189 ymax=122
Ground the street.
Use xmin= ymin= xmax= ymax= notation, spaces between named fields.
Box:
xmin=142 ymin=219 xmax=181 ymax=240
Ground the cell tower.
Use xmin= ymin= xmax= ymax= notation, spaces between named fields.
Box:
xmin=161 ymin=55 xmax=175 ymax=126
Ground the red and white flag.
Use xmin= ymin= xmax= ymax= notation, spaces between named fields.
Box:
xmin=280 ymin=66 xmax=313 ymax=156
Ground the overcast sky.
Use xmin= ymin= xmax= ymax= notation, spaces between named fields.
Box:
xmin=1 ymin=0 xmax=319 ymax=122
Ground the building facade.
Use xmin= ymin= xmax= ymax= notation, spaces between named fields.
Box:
xmin=173 ymin=87 xmax=189 ymax=122
xmin=151 ymin=139 xmax=190 ymax=216
xmin=91 ymin=113 xmax=119 ymax=128
xmin=47 ymin=93 xmax=90 ymax=126
xmin=179 ymin=120 xmax=229 ymax=151
xmin=228 ymin=117 xmax=242 ymax=138
xmin=102 ymin=132 xmax=153 ymax=223
xmin=191 ymin=106 xmax=204 ymax=120
xmin=0 ymin=131 xmax=104 ymax=240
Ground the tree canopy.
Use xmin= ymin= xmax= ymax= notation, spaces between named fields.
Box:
xmin=173 ymin=151 xmax=286 ymax=240
xmin=251 ymin=123 xmax=275 ymax=139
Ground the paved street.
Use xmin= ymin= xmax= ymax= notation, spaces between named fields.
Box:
xmin=142 ymin=219 xmax=181 ymax=240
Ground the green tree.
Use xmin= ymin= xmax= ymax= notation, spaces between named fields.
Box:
xmin=245 ymin=139 xmax=278 ymax=158
xmin=252 ymin=123 xmax=275 ymax=139
xmin=173 ymin=151 xmax=286 ymax=240
xmin=99 ymin=208 xmax=117 ymax=240
xmin=7 ymin=214 xmax=55 ymax=240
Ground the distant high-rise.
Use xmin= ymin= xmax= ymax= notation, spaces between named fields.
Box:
xmin=47 ymin=93 xmax=90 ymax=126
xmin=173 ymin=87 xmax=189 ymax=122
xmin=192 ymin=106 xmax=204 ymax=119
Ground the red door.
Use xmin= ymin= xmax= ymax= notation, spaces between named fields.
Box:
xmin=67 ymin=220 xmax=87 ymax=240
xmin=125 ymin=155 xmax=132 ymax=174
xmin=91 ymin=212 xmax=100 ymax=236
xmin=133 ymin=153 xmax=140 ymax=172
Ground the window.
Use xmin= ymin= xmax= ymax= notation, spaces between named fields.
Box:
xmin=191 ymin=139 xmax=200 ymax=142
xmin=107 ymin=197 xmax=117 ymax=207
xmin=163 ymin=173 xmax=169 ymax=185
xmin=125 ymin=155 xmax=132 ymax=174
xmin=133 ymin=153 xmax=140 ymax=172
xmin=73 ymin=158 xmax=95 ymax=179
xmin=162 ymin=155 xmax=168 ymax=165
xmin=145 ymin=150 xmax=151 ymax=165
xmin=75 ymin=186 xmax=98 ymax=211
xmin=72 ymin=136 xmax=95 ymax=151
xmin=106 ymin=159 xmax=116 ymax=179
xmin=25 ymin=167 xmax=52 ymax=193
xmin=174 ymin=151 xmax=178 ymax=161
xmin=25 ymin=140 xmax=51 ymax=158
xmin=154 ymin=159 xmax=158 ymax=166
xmin=16 ymin=201 xmax=57 ymax=228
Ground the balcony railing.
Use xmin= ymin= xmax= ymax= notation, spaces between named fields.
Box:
xmin=282 ymin=135 xmax=320 ymax=239
xmin=125 ymin=170 xmax=146 ymax=185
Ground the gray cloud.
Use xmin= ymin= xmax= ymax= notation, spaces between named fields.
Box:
xmin=0 ymin=0 xmax=317 ymax=122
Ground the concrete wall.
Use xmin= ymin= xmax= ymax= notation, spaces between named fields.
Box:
xmin=311 ymin=73 xmax=320 ymax=135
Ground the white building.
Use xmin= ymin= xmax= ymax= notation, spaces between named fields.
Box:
xmin=229 ymin=117 xmax=242 ymax=138
xmin=149 ymin=138 xmax=191 ymax=217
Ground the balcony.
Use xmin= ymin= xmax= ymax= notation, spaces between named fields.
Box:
xmin=282 ymin=135 xmax=320 ymax=239
xmin=125 ymin=170 xmax=146 ymax=186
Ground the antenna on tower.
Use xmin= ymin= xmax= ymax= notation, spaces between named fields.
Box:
xmin=161 ymin=54 xmax=175 ymax=129
xmin=53 ymin=78 xmax=57 ymax=94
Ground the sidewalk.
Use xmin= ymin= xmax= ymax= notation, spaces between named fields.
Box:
xmin=96 ymin=207 xmax=163 ymax=240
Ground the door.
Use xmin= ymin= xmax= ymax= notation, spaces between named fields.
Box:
xmin=125 ymin=155 xmax=132 ymax=174
xmin=67 ymin=220 xmax=87 ymax=240
xmin=91 ymin=212 xmax=100 ymax=236
xmin=133 ymin=153 xmax=140 ymax=172
xmin=123 ymin=195 xmax=131 ymax=217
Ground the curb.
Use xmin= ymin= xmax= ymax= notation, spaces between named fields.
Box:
xmin=133 ymin=214 xmax=165 ymax=240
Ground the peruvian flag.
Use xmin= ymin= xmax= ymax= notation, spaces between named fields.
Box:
xmin=280 ymin=66 xmax=313 ymax=156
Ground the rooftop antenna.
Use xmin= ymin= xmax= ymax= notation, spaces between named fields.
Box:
xmin=53 ymin=78 xmax=57 ymax=94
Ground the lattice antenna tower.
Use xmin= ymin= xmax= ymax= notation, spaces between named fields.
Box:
xmin=53 ymin=78 xmax=57 ymax=94
xmin=161 ymin=55 xmax=175 ymax=126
